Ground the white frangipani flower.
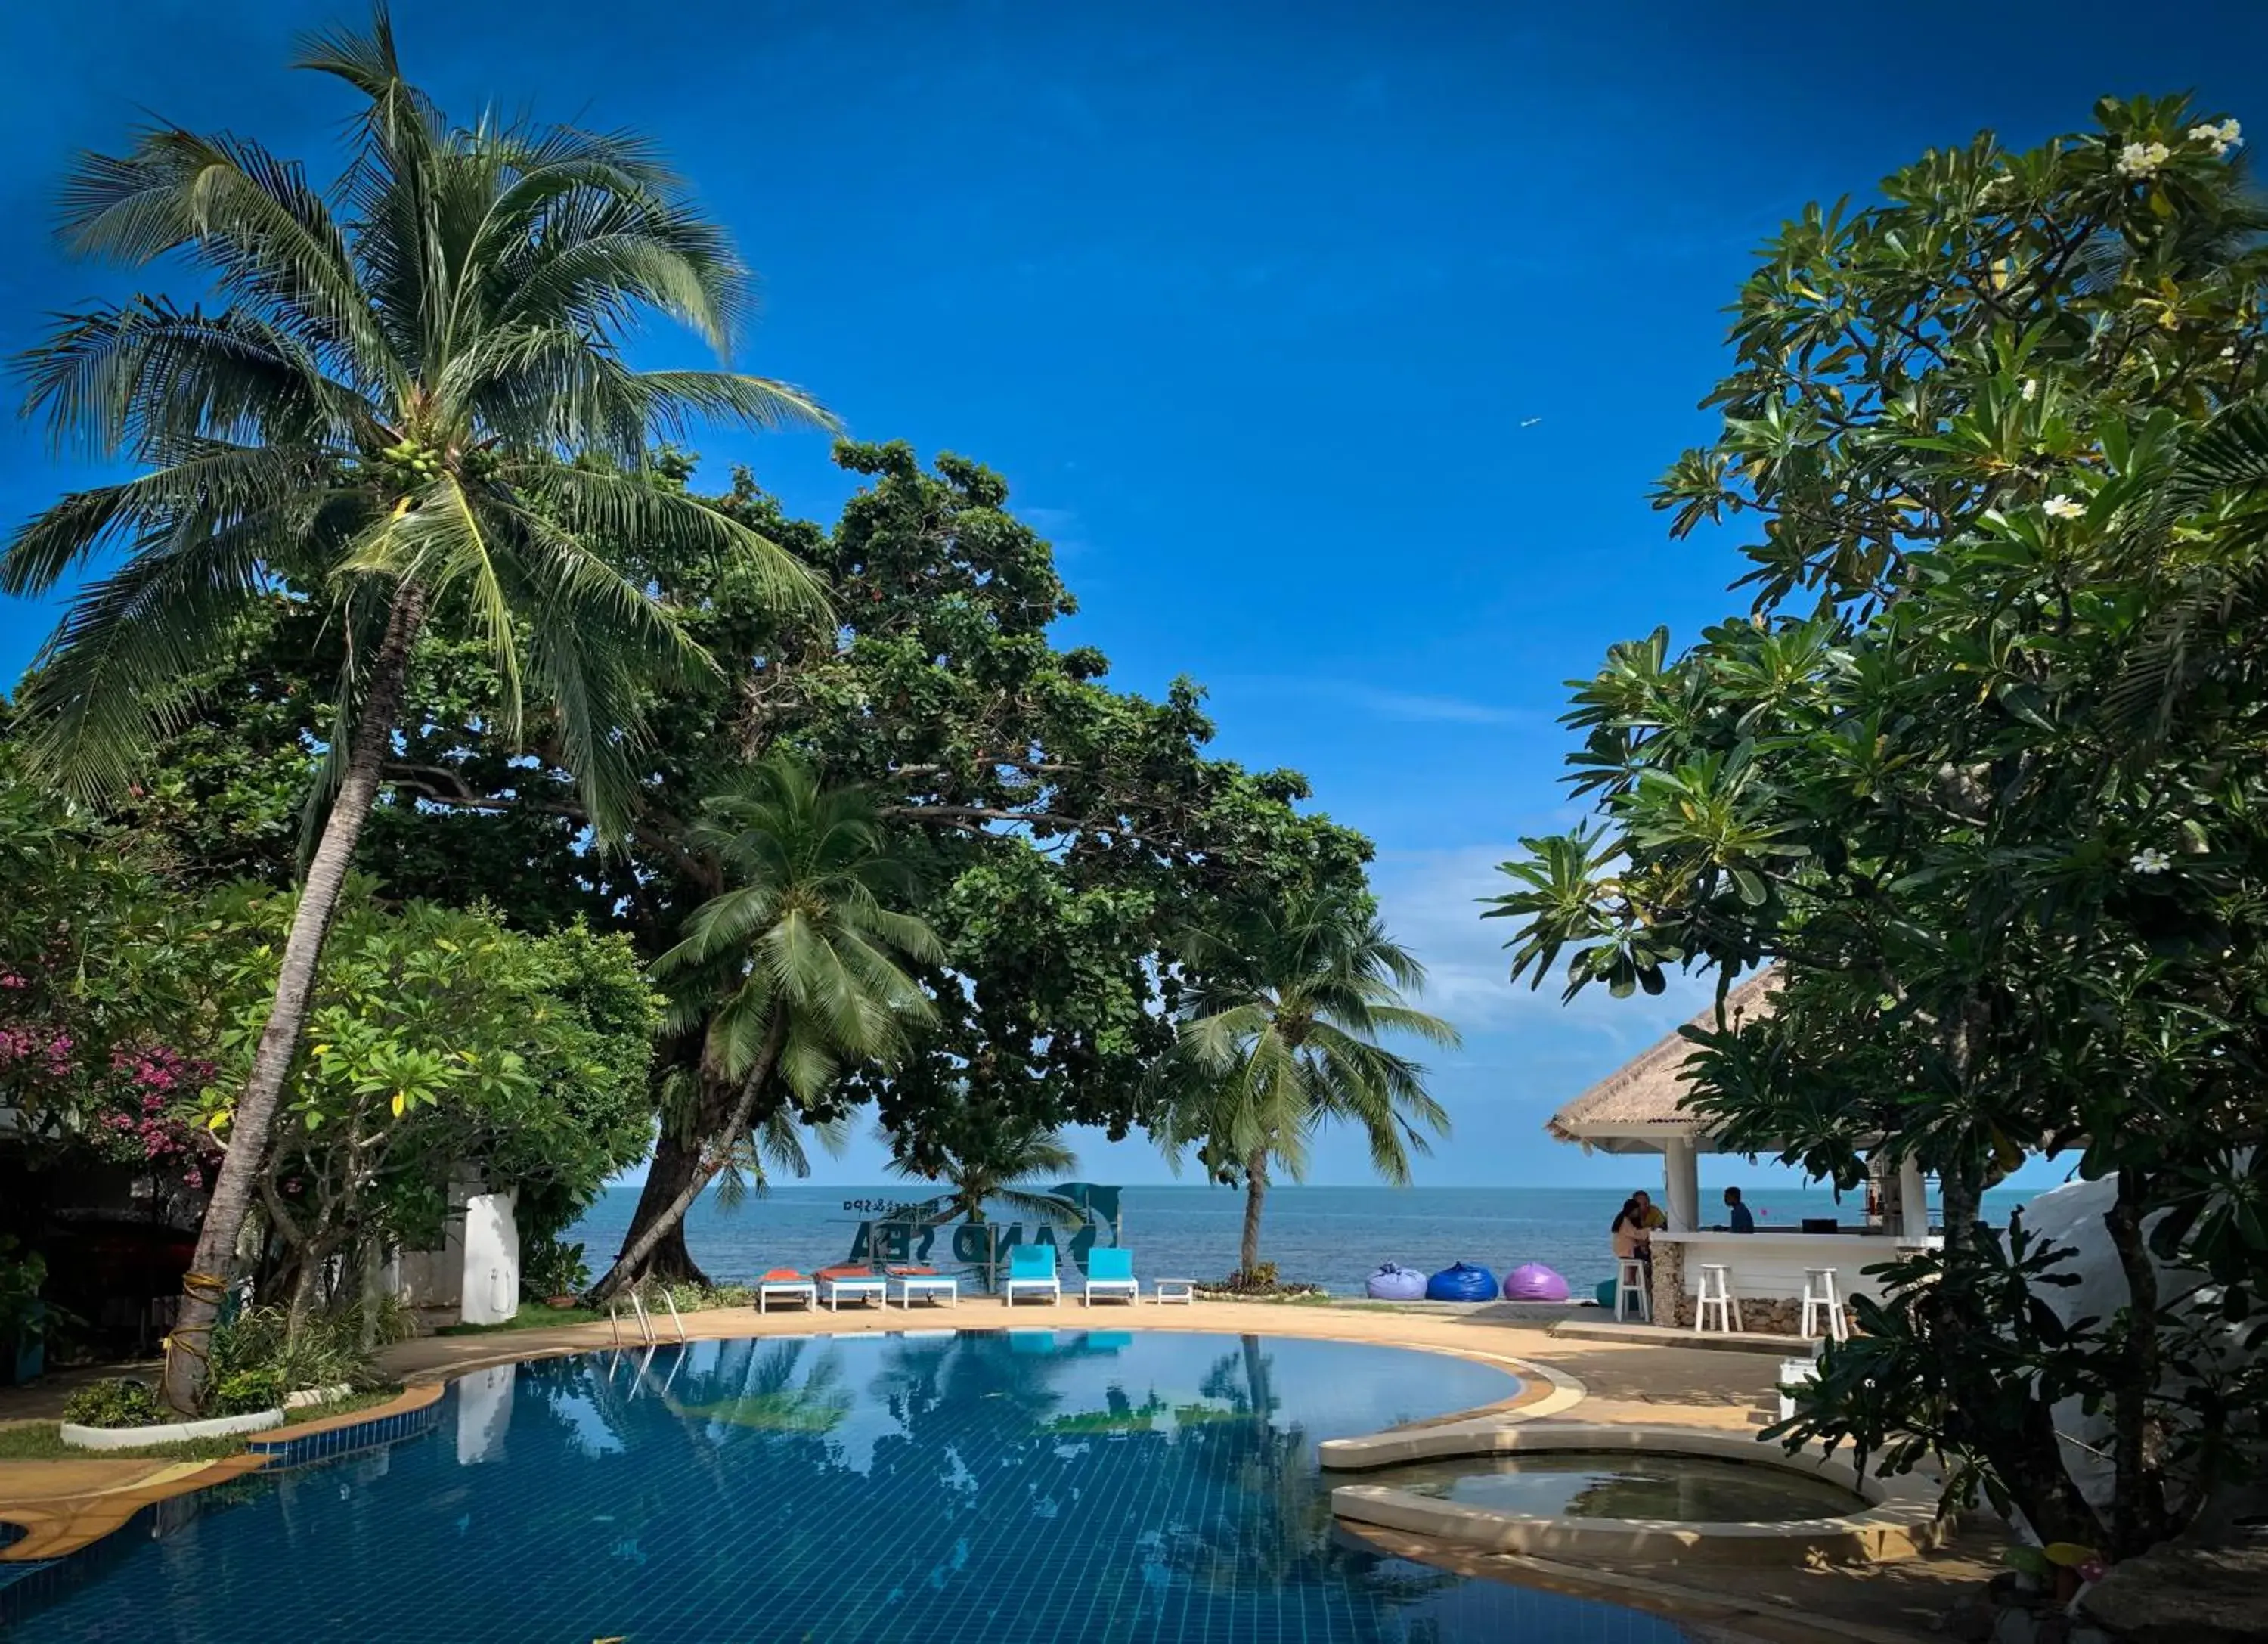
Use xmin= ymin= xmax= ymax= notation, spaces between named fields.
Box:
xmin=2043 ymin=495 xmax=2085 ymax=520
xmin=2223 ymin=345 xmax=2239 ymax=360
xmin=2130 ymin=848 xmax=2172 ymax=876
xmin=2021 ymin=379 xmax=2038 ymax=402
xmin=2118 ymin=140 xmax=2174 ymax=178
xmin=2189 ymin=119 xmax=2244 ymax=157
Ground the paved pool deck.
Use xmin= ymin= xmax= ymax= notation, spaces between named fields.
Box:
xmin=0 ymin=1298 xmax=1997 ymax=1639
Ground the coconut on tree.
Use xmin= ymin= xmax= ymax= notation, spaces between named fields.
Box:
xmin=2 ymin=5 xmax=833 ymax=1410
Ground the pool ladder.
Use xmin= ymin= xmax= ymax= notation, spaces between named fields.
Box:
xmin=608 ymin=1286 xmax=687 ymax=1348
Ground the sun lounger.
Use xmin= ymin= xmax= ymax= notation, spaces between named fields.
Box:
xmin=887 ymin=1266 xmax=959 ymax=1307
xmin=1002 ymin=1244 xmax=1061 ymax=1305
xmin=1079 ymin=1247 xmax=1139 ymax=1306
xmin=820 ymin=1267 xmax=888 ymax=1310
xmin=757 ymin=1270 xmax=816 ymax=1313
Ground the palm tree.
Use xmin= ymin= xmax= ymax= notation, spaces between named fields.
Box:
xmin=1163 ymin=890 xmax=1458 ymax=1278
xmin=1 ymin=7 xmax=835 ymax=1409
xmin=891 ymin=1119 xmax=1079 ymax=1224
xmin=588 ymin=755 xmax=940 ymax=1299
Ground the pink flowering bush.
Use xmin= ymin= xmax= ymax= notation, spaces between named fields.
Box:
xmin=88 ymin=1047 xmax=223 ymax=1186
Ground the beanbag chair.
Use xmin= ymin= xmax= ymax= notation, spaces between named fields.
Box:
xmin=1425 ymin=1261 xmax=1499 ymax=1302
xmin=1594 ymin=1278 xmax=1618 ymax=1309
xmin=1504 ymin=1263 xmax=1569 ymax=1302
xmin=1365 ymin=1263 xmax=1427 ymax=1301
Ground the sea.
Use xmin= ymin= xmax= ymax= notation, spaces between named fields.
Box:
xmin=565 ymin=1182 xmax=2041 ymax=1297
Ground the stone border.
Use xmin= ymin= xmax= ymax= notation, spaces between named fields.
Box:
xmin=58 ymin=1408 xmax=283 ymax=1451
xmin=1326 ymin=1421 xmax=1947 ymax=1565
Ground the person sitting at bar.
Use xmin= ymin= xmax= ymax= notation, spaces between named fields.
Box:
xmin=1723 ymin=1185 xmax=1756 ymax=1233
xmin=1610 ymin=1196 xmax=1653 ymax=1280
xmin=1633 ymin=1188 xmax=1668 ymax=1232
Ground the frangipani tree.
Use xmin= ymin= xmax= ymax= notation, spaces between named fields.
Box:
xmin=2 ymin=6 xmax=832 ymax=1409
xmin=1484 ymin=97 xmax=2268 ymax=1556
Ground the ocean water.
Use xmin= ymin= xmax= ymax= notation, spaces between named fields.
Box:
xmin=565 ymin=1183 xmax=2036 ymax=1295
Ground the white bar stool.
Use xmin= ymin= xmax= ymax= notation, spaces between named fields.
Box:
xmin=1694 ymin=1263 xmax=1744 ymax=1334
xmin=1801 ymin=1267 xmax=1848 ymax=1341
xmin=1613 ymin=1258 xmax=1651 ymax=1323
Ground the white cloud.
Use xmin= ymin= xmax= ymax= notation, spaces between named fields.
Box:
xmin=1368 ymin=843 xmax=1717 ymax=1044
xmin=1219 ymin=676 xmax=1541 ymax=728
xmin=1021 ymin=505 xmax=1092 ymax=559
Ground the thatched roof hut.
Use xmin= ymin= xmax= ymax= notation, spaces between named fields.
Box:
xmin=1545 ymin=968 xmax=1779 ymax=1156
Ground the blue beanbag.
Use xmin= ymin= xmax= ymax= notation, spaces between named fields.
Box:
xmin=1425 ymin=1261 xmax=1500 ymax=1302
xmin=1365 ymin=1263 xmax=1427 ymax=1301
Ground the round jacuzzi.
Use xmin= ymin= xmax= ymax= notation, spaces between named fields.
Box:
xmin=1321 ymin=1422 xmax=1946 ymax=1565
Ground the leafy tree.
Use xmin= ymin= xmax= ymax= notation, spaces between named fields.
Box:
xmin=1483 ymin=97 xmax=2268 ymax=1555
xmin=0 ymin=7 xmax=830 ymax=1410
xmin=889 ymin=1115 xmax=1078 ymax=1224
xmin=292 ymin=439 xmax=1371 ymax=1285
xmin=588 ymin=755 xmax=940 ymax=1299
xmin=33 ymin=437 xmax=1383 ymax=1290
xmin=1164 ymin=890 xmax=1456 ymax=1276
xmin=0 ymin=741 xmax=219 ymax=1152
xmin=194 ymin=886 xmax=656 ymax=1342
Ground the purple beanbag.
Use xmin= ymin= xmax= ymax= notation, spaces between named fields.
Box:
xmin=1504 ymin=1263 xmax=1570 ymax=1302
xmin=1365 ymin=1263 xmax=1427 ymax=1301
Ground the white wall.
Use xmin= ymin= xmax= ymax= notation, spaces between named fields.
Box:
xmin=459 ymin=1189 xmax=519 ymax=1326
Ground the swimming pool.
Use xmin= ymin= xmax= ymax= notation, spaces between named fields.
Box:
xmin=3 ymin=1330 xmax=1705 ymax=1642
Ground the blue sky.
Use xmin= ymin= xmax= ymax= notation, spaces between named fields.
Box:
xmin=7 ymin=2 xmax=2263 ymax=1191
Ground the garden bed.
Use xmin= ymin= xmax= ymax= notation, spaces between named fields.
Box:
xmin=60 ymin=1407 xmax=282 ymax=1451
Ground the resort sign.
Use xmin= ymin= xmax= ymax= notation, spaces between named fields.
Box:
xmin=843 ymin=1182 xmax=1125 ymax=1287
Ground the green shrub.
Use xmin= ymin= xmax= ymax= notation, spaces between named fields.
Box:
xmin=522 ymin=1237 xmax=589 ymax=1300
xmin=210 ymin=1304 xmax=386 ymax=1394
xmin=62 ymin=1378 xmax=163 ymax=1428
xmin=208 ymin=1366 xmax=287 ymax=1416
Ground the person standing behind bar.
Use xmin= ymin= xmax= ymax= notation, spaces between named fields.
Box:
xmin=1723 ymin=1186 xmax=1755 ymax=1233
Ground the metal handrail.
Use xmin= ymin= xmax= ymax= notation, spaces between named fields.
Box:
xmin=609 ymin=1291 xmax=657 ymax=1348
xmin=658 ymin=1286 xmax=687 ymax=1342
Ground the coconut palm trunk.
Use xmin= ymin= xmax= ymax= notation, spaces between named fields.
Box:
xmin=1240 ymin=1146 xmax=1269 ymax=1277
xmin=589 ymin=1009 xmax=789 ymax=1303
xmin=615 ymin=1125 xmax=718 ymax=1288
xmin=161 ymin=587 xmax=426 ymax=1412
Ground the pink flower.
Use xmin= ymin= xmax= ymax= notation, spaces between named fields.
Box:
xmin=0 ymin=972 xmax=26 ymax=988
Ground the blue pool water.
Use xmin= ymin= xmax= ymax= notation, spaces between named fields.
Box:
xmin=2 ymin=1331 xmax=1703 ymax=1642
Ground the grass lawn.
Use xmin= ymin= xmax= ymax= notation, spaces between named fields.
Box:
xmin=0 ymin=1423 xmax=246 ymax=1462
xmin=0 ymin=1388 xmax=407 ymax=1462
xmin=435 ymin=1302 xmax=599 ymax=1335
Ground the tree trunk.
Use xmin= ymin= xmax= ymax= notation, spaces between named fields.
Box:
xmin=587 ymin=1008 xmax=788 ymax=1303
xmin=2103 ymin=1167 xmax=2169 ymax=1553
xmin=160 ymin=587 xmax=427 ymax=1415
xmin=1240 ymin=1148 xmax=1269 ymax=1277
xmin=1939 ymin=1162 xmax=1981 ymax=1258
xmin=615 ymin=1131 xmax=714 ymax=1288
xmin=358 ymin=1234 xmax=385 ymax=1355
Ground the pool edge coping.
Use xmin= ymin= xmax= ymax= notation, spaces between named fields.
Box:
xmin=1322 ymin=1421 xmax=1949 ymax=1566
